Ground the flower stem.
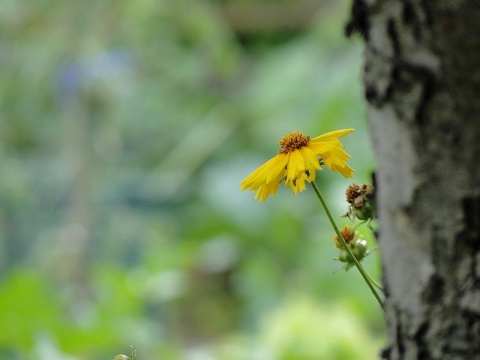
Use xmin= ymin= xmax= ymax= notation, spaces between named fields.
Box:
xmin=352 ymin=220 xmax=367 ymax=232
xmin=365 ymin=270 xmax=384 ymax=291
xmin=310 ymin=181 xmax=384 ymax=309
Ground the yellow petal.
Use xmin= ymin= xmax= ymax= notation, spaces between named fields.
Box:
xmin=265 ymin=154 xmax=288 ymax=184
xmin=310 ymin=128 xmax=354 ymax=142
xmin=338 ymin=164 xmax=355 ymax=178
xmin=299 ymin=146 xmax=321 ymax=173
xmin=241 ymin=154 xmax=286 ymax=190
xmin=286 ymin=150 xmax=305 ymax=182
xmin=296 ymin=173 xmax=307 ymax=193
xmin=241 ymin=153 xmax=290 ymax=201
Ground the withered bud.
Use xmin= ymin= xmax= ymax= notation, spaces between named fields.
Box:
xmin=344 ymin=183 xmax=375 ymax=221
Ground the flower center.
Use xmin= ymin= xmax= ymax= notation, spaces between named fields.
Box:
xmin=277 ymin=132 xmax=310 ymax=154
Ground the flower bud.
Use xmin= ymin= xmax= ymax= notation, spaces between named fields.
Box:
xmin=334 ymin=228 xmax=371 ymax=270
xmin=350 ymin=239 xmax=369 ymax=259
xmin=333 ymin=225 xmax=355 ymax=249
xmin=343 ymin=183 xmax=375 ymax=221
xmin=338 ymin=249 xmax=350 ymax=263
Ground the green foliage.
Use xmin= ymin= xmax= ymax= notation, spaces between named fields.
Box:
xmin=0 ymin=270 xmax=64 ymax=349
xmin=258 ymin=296 xmax=381 ymax=360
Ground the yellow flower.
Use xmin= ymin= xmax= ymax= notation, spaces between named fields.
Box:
xmin=241 ymin=129 xmax=354 ymax=202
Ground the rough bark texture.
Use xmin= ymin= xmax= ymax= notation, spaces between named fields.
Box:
xmin=348 ymin=1 xmax=480 ymax=359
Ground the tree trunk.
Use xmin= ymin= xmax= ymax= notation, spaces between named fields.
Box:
xmin=348 ymin=1 xmax=480 ymax=359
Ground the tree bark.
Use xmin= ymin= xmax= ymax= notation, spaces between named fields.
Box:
xmin=348 ymin=1 xmax=480 ymax=359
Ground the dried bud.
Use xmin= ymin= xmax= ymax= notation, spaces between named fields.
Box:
xmin=344 ymin=183 xmax=375 ymax=221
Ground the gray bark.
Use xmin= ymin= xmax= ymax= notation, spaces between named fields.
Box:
xmin=348 ymin=1 xmax=480 ymax=359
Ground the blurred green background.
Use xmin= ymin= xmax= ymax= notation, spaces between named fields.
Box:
xmin=0 ymin=0 xmax=384 ymax=359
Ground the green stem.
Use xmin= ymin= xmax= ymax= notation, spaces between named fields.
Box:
xmin=351 ymin=221 xmax=383 ymax=291
xmin=352 ymin=220 xmax=367 ymax=232
xmin=310 ymin=181 xmax=384 ymax=309
xmin=365 ymin=268 xmax=383 ymax=291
